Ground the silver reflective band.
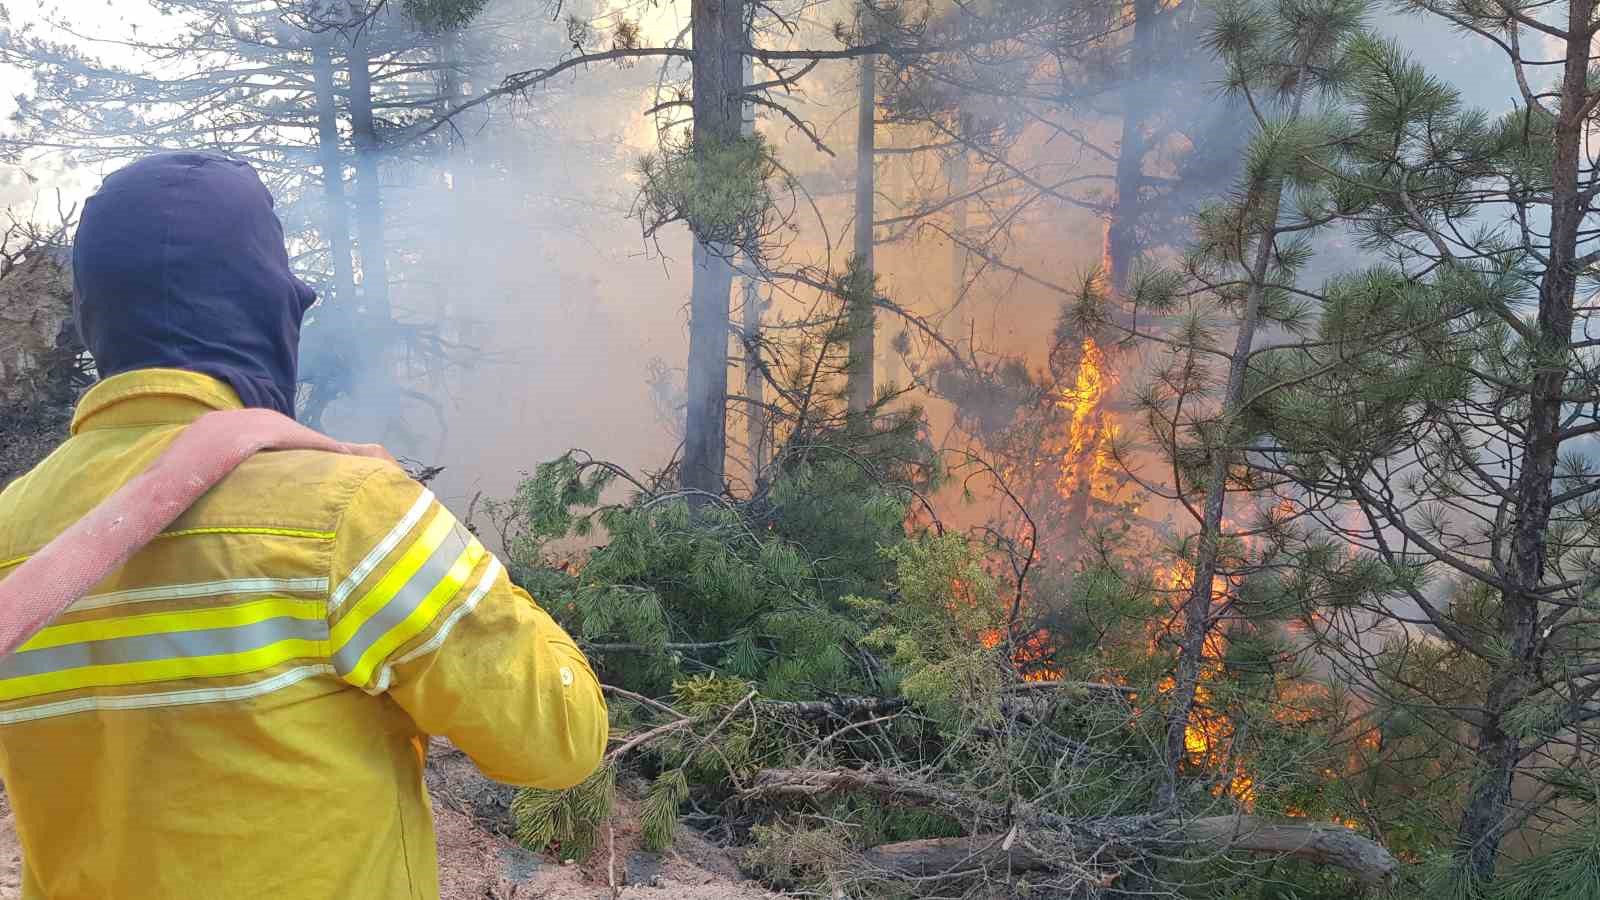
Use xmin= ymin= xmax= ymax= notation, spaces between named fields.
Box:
xmin=72 ymin=577 xmax=329 ymax=613
xmin=369 ymin=557 xmax=502 ymax=695
xmin=330 ymin=489 xmax=436 ymax=614
xmin=331 ymin=522 xmax=474 ymax=677
xmin=0 ymin=616 xmax=327 ymax=680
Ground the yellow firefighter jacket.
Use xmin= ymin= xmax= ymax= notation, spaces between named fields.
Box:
xmin=0 ymin=368 xmax=608 ymax=899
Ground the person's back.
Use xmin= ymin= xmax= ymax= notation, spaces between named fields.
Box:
xmin=0 ymin=152 xmax=607 ymax=899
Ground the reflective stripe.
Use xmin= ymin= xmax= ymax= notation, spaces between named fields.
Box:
xmin=371 ymin=557 xmax=501 ymax=694
xmin=331 ymin=508 xmax=456 ymax=647
xmin=26 ymin=598 xmax=323 ymax=651
xmin=366 ymin=547 xmax=496 ymax=695
xmin=345 ymin=540 xmax=480 ymax=689
xmin=393 ymin=558 xmax=501 ymax=664
xmin=4 ymin=615 xmax=325 ymax=679
xmin=72 ymin=578 xmax=329 ymax=613
xmin=0 ymin=637 xmax=325 ymax=702
xmin=0 ymin=665 xmax=336 ymax=725
xmin=330 ymin=489 xmax=435 ymax=614
xmin=0 ymin=597 xmax=326 ymax=701
xmin=333 ymin=521 xmax=480 ymax=685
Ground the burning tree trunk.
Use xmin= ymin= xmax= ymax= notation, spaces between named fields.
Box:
xmin=1052 ymin=336 xmax=1109 ymax=581
xmin=1160 ymin=134 xmax=1287 ymax=808
xmin=1157 ymin=13 xmax=1340 ymax=807
xmin=847 ymin=50 xmax=877 ymax=416
xmin=681 ymin=0 xmax=746 ymax=502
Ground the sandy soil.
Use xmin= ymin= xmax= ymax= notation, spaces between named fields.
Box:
xmin=0 ymin=741 xmax=777 ymax=900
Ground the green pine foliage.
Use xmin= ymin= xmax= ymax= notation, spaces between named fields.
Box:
xmin=636 ymin=133 xmax=786 ymax=259
xmin=400 ymin=0 xmax=490 ymax=31
xmin=496 ymin=446 xmax=927 ymax=698
xmin=855 ymin=533 xmax=1009 ymax=728
xmin=640 ymin=768 xmax=689 ymax=852
xmin=1492 ymin=824 xmax=1600 ymax=900
xmin=499 ymin=3 xmax=1600 ymax=894
xmin=511 ymin=765 xmax=616 ymax=863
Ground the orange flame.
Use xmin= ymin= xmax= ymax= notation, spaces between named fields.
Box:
xmin=1055 ymin=337 xmax=1111 ymax=500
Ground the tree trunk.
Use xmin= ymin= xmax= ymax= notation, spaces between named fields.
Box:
xmin=312 ymin=42 xmax=355 ymax=307
xmin=739 ymin=45 xmax=766 ymax=486
xmin=1159 ymin=61 xmax=1310 ymax=810
xmin=847 ymin=52 xmax=876 ymax=416
xmin=435 ymin=28 xmax=469 ymax=324
xmin=1056 ymin=406 xmax=1106 ymax=581
xmin=682 ymin=0 xmax=745 ymax=502
xmin=1105 ymin=0 xmax=1158 ymax=294
xmin=347 ymin=26 xmax=389 ymax=319
xmin=1059 ymin=0 xmax=1156 ymax=588
xmin=1455 ymin=3 xmax=1591 ymax=882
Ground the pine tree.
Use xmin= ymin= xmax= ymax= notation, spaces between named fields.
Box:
xmin=1112 ymin=0 xmax=1367 ymax=808
xmin=1255 ymin=1 xmax=1600 ymax=891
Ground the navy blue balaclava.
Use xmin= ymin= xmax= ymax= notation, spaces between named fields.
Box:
xmin=72 ymin=151 xmax=316 ymax=417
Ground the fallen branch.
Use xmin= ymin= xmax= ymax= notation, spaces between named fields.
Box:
xmin=600 ymin=684 xmax=684 ymax=719
xmin=746 ymin=768 xmax=1399 ymax=887
xmin=585 ymin=639 xmax=738 ymax=653
xmin=755 ymin=696 xmax=908 ymax=720
xmin=1001 ymin=679 xmax=1140 ymax=696
xmin=745 ymin=767 xmax=1075 ymax=830
xmin=1176 ymin=816 xmax=1399 ymax=886
xmin=860 ymin=834 xmax=1053 ymax=877
xmin=605 ymin=718 xmax=697 ymax=763
xmin=599 ymin=687 xmax=905 ymax=723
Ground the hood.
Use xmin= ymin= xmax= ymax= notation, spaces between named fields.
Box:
xmin=72 ymin=151 xmax=316 ymax=418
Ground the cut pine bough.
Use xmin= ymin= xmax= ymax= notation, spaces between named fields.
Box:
xmin=744 ymin=767 xmax=1399 ymax=888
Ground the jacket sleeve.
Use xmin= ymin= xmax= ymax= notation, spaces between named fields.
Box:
xmin=326 ymin=463 xmax=608 ymax=789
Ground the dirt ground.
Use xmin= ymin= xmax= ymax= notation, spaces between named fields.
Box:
xmin=0 ymin=740 xmax=777 ymax=900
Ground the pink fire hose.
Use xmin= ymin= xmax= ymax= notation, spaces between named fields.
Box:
xmin=0 ymin=409 xmax=394 ymax=660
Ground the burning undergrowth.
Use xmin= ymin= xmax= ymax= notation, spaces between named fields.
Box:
xmin=472 ymin=291 xmax=1402 ymax=896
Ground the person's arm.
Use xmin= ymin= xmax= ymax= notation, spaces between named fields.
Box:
xmin=327 ymin=463 xmax=607 ymax=789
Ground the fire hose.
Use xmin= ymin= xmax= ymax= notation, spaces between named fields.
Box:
xmin=0 ymin=409 xmax=394 ymax=661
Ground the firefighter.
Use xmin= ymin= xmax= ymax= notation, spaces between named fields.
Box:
xmin=0 ymin=151 xmax=608 ymax=899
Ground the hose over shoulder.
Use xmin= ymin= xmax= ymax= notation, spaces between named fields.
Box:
xmin=0 ymin=408 xmax=393 ymax=658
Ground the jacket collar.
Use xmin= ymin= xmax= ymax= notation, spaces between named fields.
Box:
xmin=71 ymin=368 xmax=245 ymax=435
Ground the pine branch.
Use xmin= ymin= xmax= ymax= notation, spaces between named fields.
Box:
xmin=747 ymin=768 xmax=1399 ymax=886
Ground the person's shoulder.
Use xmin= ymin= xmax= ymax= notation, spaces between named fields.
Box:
xmin=199 ymin=449 xmax=419 ymax=535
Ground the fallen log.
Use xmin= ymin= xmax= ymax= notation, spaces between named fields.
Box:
xmin=1176 ymin=816 xmax=1398 ymax=886
xmin=746 ymin=767 xmax=1398 ymax=887
xmin=744 ymin=767 xmax=1087 ymax=832
xmin=860 ymin=834 xmax=1053 ymax=877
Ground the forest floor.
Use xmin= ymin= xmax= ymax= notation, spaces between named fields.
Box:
xmin=0 ymin=739 xmax=777 ymax=900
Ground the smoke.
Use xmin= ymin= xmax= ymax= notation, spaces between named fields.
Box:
xmin=0 ymin=0 xmax=1560 ymax=534
xmin=301 ymin=9 xmax=698 ymax=518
